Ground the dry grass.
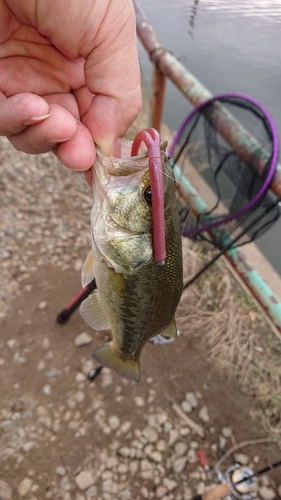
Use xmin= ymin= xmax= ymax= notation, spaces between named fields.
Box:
xmin=176 ymin=237 xmax=281 ymax=445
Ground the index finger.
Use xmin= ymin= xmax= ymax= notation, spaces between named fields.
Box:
xmin=0 ymin=92 xmax=50 ymax=136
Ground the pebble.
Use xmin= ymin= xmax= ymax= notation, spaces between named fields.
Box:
xmin=42 ymin=337 xmax=50 ymax=349
xmin=74 ymin=471 xmax=95 ymax=491
xmin=119 ymin=421 xmax=132 ymax=435
xmin=134 ymin=396 xmax=145 ymax=407
xmin=181 ymin=401 xmax=192 ymax=414
xmin=74 ymin=391 xmax=85 ymax=403
xmin=85 ymin=485 xmax=98 ymax=498
xmin=129 ymin=460 xmax=139 ymax=474
xmin=163 ymin=478 xmax=178 ymax=492
xmin=156 ymin=439 xmax=167 ymax=452
xmin=187 ymin=448 xmax=197 ymax=464
xmin=42 ymin=384 xmax=51 ymax=395
xmin=233 ymin=453 xmax=250 ymax=465
xmin=102 ymin=479 xmax=118 ymax=494
xmin=156 ymin=486 xmax=168 ymax=498
xmin=179 ymin=427 xmax=191 ymax=437
xmin=56 ymin=466 xmax=66 ymax=476
xmin=174 ymin=442 xmax=188 ymax=457
xmin=196 ymin=482 xmax=205 ymax=496
xmin=22 ymin=441 xmax=36 ymax=452
xmin=219 ymin=435 xmax=227 ymax=449
xmin=140 ymin=486 xmax=149 ymax=498
xmin=118 ymin=446 xmax=131 ymax=457
xmin=108 ymin=415 xmax=120 ymax=431
xmin=142 ymin=425 xmax=158 ymax=443
xmin=0 ymin=480 xmax=12 ymax=500
xmin=74 ymin=332 xmax=92 ymax=346
xmin=46 ymin=368 xmax=60 ymax=378
xmin=185 ymin=392 xmax=198 ymax=408
xmin=198 ymin=405 xmax=210 ymax=423
xmin=101 ymin=374 xmax=113 ymax=388
xmin=259 ymin=486 xmax=276 ymax=500
xmin=38 ymin=300 xmax=47 ymax=310
xmin=117 ymin=463 xmax=128 ymax=474
xmin=150 ymin=451 xmax=163 ymax=463
xmin=75 ymin=372 xmax=86 ymax=382
xmin=81 ymin=359 xmax=94 ymax=375
xmin=37 ymin=360 xmax=46 ymax=371
xmin=18 ymin=478 xmax=33 ymax=497
xmin=221 ymin=426 xmax=232 ymax=438
xmin=168 ymin=429 xmax=179 ymax=446
xmin=106 ymin=457 xmax=118 ymax=469
xmin=6 ymin=338 xmax=17 ymax=349
xmin=173 ymin=456 xmax=187 ymax=474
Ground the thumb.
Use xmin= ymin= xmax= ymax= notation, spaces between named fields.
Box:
xmin=83 ymin=91 xmax=141 ymax=156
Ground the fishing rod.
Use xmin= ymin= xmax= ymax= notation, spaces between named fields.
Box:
xmin=57 ymin=278 xmax=97 ymax=324
xmin=56 ymin=196 xmax=281 ymax=321
xmin=193 ymin=458 xmax=281 ymax=500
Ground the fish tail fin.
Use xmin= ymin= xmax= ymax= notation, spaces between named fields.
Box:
xmin=92 ymin=343 xmax=140 ymax=382
xmin=159 ymin=317 xmax=178 ymax=338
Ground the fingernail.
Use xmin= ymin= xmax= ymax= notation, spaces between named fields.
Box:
xmin=22 ymin=113 xmax=51 ymax=126
xmin=47 ymin=136 xmax=74 ymax=144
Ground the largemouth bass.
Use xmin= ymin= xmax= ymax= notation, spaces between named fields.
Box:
xmin=80 ymin=135 xmax=183 ymax=382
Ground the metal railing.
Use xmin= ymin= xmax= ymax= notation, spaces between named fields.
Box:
xmin=133 ymin=0 xmax=281 ymax=335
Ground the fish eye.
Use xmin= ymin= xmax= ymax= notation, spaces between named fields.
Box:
xmin=144 ymin=186 xmax=152 ymax=204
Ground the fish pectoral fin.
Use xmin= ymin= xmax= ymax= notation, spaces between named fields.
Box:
xmin=159 ymin=317 xmax=178 ymax=339
xmin=92 ymin=343 xmax=140 ymax=382
xmin=80 ymin=292 xmax=109 ymax=330
xmin=81 ymin=249 xmax=95 ymax=287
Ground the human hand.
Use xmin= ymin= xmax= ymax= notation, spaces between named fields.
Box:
xmin=0 ymin=0 xmax=142 ymax=176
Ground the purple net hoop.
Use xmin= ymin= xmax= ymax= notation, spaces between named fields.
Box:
xmin=168 ymin=93 xmax=279 ymax=244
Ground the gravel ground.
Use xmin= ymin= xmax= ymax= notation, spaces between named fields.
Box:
xmin=0 ymin=136 xmax=281 ymax=500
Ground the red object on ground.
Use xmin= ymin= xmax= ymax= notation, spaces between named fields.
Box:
xmin=196 ymin=449 xmax=210 ymax=469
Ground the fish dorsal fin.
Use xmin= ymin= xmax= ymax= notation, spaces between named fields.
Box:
xmin=159 ymin=317 xmax=178 ymax=339
xmin=81 ymin=249 xmax=95 ymax=287
xmin=80 ymin=292 xmax=109 ymax=331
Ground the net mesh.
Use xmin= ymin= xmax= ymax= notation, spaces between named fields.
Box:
xmin=170 ymin=96 xmax=280 ymax=249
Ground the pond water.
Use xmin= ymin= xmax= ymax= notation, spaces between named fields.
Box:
xmin=137 ymin=0 xmax=281 ymax=274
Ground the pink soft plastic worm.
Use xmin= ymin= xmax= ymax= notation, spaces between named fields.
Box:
xmin=131 ymin=128 xmax=166 ymax=264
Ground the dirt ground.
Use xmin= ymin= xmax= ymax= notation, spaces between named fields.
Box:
xmin=0 ymin=135 xmax=281 ymax=500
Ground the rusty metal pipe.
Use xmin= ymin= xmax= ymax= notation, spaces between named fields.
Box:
xmin=151 ymin=67 xmax=166 ymax=131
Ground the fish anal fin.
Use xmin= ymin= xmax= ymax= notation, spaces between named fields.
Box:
xmin=92 ymin=343 xmax=140 ymax=382
xmin=159 ymin=317 xmax=178 ymax=339
xmin=80 ymin=292 xmax=109 ymax=330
